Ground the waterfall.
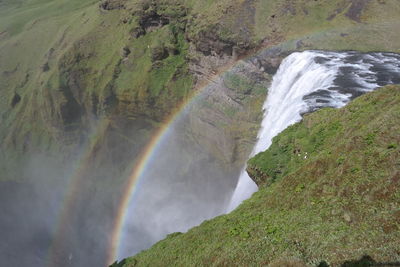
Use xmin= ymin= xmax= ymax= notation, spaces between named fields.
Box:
xmin=228 ymin=50 xmax=400 ymax=211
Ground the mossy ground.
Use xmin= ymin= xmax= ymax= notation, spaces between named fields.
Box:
xmin=121 ymin=85 xmax=400 ymax=266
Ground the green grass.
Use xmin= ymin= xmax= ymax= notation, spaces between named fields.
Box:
xmin=120 ymin=85 xmax=400 ymax=266
xmin=253 ymin=0 xmax=400 ymax=52
xmin=1 ymin=0 xmax=400 ymax=263
xmin=0 ymin=0 xmax=195 ymax=155
xmin=2 ymin=0 xmax=400 ymax=154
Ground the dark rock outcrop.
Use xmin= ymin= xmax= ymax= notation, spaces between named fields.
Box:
xmin=194 ymin=30 xmax=236 ymax=57
xmin=246 ymin=164 xmax=272 ymax=187
xmin=139 ymin=12 xmax=170 ymax=33
xmin=121 ymin=46 xmax=131 ymax=58
xmin=130 ymin=26 xmax=145 ymax=39
xmin=150 ymin=46 xmax=169 ymax=62
xmin=42 ymin=62 xmax=50 ymax=72
xmin=99 ymin=0 xmax=126 ymax=10
xmin=58 ymin=82 xmax=84 ymax=131
xmin=10 ymin=92 xmax=21 ymax=107
xmin=129 ymin=1 xmax=186 ymax=39
xmin=253 ymin=48 xmax=288 ymax=75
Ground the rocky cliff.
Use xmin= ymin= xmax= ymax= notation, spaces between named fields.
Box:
xmin=2 ymin=0 xmax=400 ymax=173
xmin=1 ymin=0 xmax=400 ymax=266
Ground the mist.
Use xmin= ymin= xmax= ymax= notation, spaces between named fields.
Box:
xmin=0 ymin=115 xmax=241 ymax=266
xmin=0 ymin=143 xmax=118 ymax=266
xmin=0 ymin=78 xmax=256 ymax=266
xmin=0 ymin=54 xmax=269 ymax=266
xmin=118 ymin=103 xmax=239 ymax=259
xmin=0 ymin=154 xmax=64 ymax=267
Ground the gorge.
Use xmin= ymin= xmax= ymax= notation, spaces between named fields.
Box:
xmin=1 ymin=1 xmax=400 ymax=266
xmin=115 ymin=50 xmax=400 ymax=263
xmin=120 ymin=58 xmax=400 ymax=266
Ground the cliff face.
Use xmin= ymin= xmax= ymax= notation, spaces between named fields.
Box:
xmin=0 ymin=0 xmax=260 ymax=181
xmin=1 ymin=1 xmax=400 ymax=265
xmin=1 ymin=0 xmax=400 ymax=171
xmin=121 ymin=85 xmax=400 ymax=266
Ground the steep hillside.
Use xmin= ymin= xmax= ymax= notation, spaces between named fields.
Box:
xmin=120 ymin=85 xmax=400 ymax=266
xmin=2 ymin=0 xmax=400 ymax=167
xmin=1 ymin=0 xmax=400 ymax=266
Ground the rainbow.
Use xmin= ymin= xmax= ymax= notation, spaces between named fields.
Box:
xmin=46 ymin=16 xmax=400 ymax=264
xmin=106 ymin=44 xmax=276 ymax=264
xmin=46 ymin=56 xmax=242 ymax=266
xmin=47 ymin=34 xmax=294 ymax=265
xmin=47 ymin=119 xmax=111 ymax=266
xmin=106 ymin=73 xmax=223 ymax=264
xmin=48 ymin=43 xmax=270 ymax=266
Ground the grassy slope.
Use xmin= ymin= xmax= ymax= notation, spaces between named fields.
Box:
xmin=0 ymin=0 xmax=399 ymax=264
xmin=0 ymin=0 xmax=102 ymax=180
xmin=1 ymin=0 xmax=400 ymax=158
xmin=179 ymin=0 xmax=400 ymax=53
xmin=0 ymin=0 xmax=195 ymax=181
xmin=0 ymin=0 xmax=193 ymax=139
xmin=252 ymin=0 xmax=400 ymax=52
xmin=122 ymin=85 xmax=400 ymax=266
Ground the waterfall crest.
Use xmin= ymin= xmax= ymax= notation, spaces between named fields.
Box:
xmin=228 ymin=50 xmax=400 ymax=211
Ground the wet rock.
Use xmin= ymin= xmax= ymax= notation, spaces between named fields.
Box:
xmin=254 ymin=48 xmax=288 ymax=75
xmin=258 ymin=56 xmax=284 ymax=75
xmin=296 ymin=40 xmax=305 ymax=49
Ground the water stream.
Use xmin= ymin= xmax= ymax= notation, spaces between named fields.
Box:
xmin=228 ymin=50 xmax=400 ymax=211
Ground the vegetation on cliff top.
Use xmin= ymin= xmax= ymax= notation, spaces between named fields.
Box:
xmin=119 ymin=85 xmax=400 ymax=266
xmin=2 ymin=0 xmax=400 ymax=153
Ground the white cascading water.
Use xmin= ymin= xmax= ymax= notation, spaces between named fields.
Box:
xmin=228 ymin=50 xmax=400 ymax=211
